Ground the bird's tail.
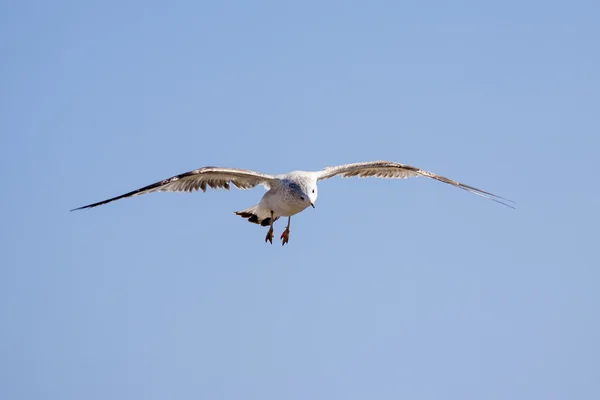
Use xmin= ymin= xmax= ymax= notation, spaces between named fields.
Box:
xmin=234 ymin=205 xmax=278 ymax=227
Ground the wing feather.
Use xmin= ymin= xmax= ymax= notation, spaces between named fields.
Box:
xmin=317 ymin=160 xmax=514 ymax=208
xmin=71 ymin=166 xmax=277 ymax=211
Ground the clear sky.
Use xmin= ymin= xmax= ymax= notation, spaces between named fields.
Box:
xmin=1 ymin=1 xmax=599 ymax=399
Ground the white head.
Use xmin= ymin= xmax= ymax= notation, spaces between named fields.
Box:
xmin=287 ymin=174 xmax=318 ymax=209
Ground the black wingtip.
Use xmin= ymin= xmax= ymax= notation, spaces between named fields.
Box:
xmin=498 ymin=200 xmax=516 ymax=209
xmin=69 ymin=200 xmax=112 ymax=212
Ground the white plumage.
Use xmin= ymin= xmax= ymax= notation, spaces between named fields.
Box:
xmin=72 ymin=160 xmax=514 ymax=245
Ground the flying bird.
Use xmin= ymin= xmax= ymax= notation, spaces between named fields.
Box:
xmin=71 ymin=160 xmax=514 ymax=245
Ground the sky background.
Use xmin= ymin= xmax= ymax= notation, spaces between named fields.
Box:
xmin=1 ymin=1 xmax=599 ymax=399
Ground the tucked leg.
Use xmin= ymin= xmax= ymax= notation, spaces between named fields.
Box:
xmin=280 ymin=217 xmax=291 ymax=246
xmin=264 ymin=210 xmax=275 ymax=244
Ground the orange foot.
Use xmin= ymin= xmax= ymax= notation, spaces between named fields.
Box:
xmin=280 ymin=228 xmax=290 ymax=246
xmin=265 ymin=227 xmax=274 ymax=244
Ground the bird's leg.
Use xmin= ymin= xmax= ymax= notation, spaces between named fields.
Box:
xmin=265 ymin=210 xmax=275 ymax=244
xmin=280 ymin=217 xmax=291 ymax=246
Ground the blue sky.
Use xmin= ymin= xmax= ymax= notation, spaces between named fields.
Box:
xmin=1 ymin=1 xmax=599 ymax=399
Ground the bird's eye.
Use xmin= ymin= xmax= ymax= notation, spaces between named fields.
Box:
xmin=312 ymin=189 xmax=315 ymax=193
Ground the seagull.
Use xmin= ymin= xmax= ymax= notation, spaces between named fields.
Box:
xmin=71 ymin=160 xmax=514 ymax=245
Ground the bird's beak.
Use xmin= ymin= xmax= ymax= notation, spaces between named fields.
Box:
xmin=310 ymin=202 xmax=315 ymax=209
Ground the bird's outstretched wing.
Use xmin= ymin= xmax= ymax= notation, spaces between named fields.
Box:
xmin=316 ymin=160 xmax=514 ymax=208
xmin=71 ymin=167 xmax=278 ymax=211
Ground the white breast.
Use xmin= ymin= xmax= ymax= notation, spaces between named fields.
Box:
xmin=261 ymin=189 xmax=308 ymax=217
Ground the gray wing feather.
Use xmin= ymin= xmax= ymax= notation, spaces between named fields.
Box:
xmin=71 ymin=167 xmax=277 ymax=211
xmin=317 ymin=160 xmax=514 ymax=208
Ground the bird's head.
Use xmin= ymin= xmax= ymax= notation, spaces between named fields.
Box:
xmin=289 ymin=178 xmax=318 ymax=209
